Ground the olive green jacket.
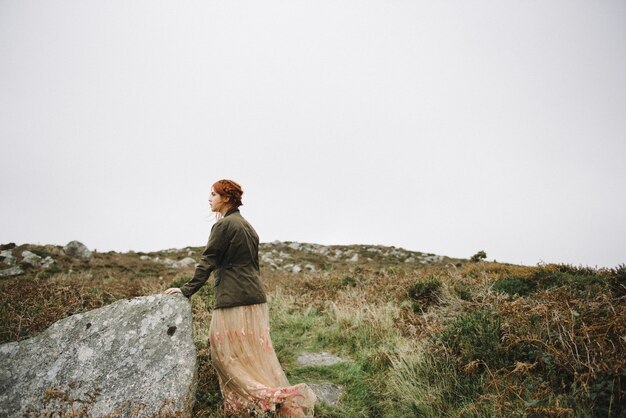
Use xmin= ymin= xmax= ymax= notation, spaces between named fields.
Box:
xmin=180 ymin=207 xmax=267 ymax=309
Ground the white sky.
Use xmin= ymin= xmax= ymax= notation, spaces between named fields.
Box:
xmin=1 ymin=0 xmax=624 ymax=268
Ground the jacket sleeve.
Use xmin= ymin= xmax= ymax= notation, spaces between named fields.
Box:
xmin=180 ymin=221 xmax=228 ymax=298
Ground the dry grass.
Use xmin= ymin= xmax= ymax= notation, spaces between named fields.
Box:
xmin=1 ymin=244 xmax=624 ymax=417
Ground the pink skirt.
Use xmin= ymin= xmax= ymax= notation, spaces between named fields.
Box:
xmin=209 ymin=303 xmax=316 ymax=417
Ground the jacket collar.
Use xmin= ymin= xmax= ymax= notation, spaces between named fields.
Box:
xmin=224 ymin=207 xmax=240 ymax=218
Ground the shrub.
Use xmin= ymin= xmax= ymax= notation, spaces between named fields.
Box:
xmin=407 ymin=277 xmax=442 ymax=311
xmin=492 ymin=277 xmax=535 ymax=297
xmin=493 ymin=264 xmax=610 ymax=298
xmin=453 ymin=282 xmax=473 ymax=301
xmin=438 ymin=307 xmax=509 ymax=370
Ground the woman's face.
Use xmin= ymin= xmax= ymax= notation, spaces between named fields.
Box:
xmin=209 ymin=187 xmax=228 ymax=213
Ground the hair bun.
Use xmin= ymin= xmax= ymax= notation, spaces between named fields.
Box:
xmin=213 ymin=179 xmax=244 ymax=207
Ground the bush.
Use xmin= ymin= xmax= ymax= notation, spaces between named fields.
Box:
xmin=407 ymin=277 xmax=442 ymax=311
xmin=453 ymin=282 xmax=473 ymax=301
xmin=493 ymin=264 xmax=610 ymax=298
xmin=438 ymin=308 xmax=509 ymax=370
xmin=492 ymin=277 xmax=535 ymax=297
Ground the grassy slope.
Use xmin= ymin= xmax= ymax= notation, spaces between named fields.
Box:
xmin=1 ymin=243 xmax=624 ymax=417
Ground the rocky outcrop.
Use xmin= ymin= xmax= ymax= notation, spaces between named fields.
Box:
xmin=63 ymin=241 xmax=92 ymax=260
xmin=0 ymin=294 xmax=197 ymax=417
xmin=256 ymin=241 xmax=450 ymax=273
xmin=21 ymin=251 xmax=55 ymax=269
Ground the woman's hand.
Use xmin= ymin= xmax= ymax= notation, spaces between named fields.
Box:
xmin=163 ymin=287 xmax=183 ymax=295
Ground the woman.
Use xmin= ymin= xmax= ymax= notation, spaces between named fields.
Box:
xmin=164 ymin=179 xmax=316 ymax=417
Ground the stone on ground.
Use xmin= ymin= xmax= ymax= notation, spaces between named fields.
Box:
xmin=0 ymin=294 xmax=197 ymax=417
xmin=308 ymin=382 xmax=344 ymax=406
xmin=297 ymin=352 xmax=345 ymax=367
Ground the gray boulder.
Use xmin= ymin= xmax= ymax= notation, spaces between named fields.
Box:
xmin=41 ymin=256 xmax=55 ymax=269
xmin=0 ymin=266 xmax=23 ymax=278
xmin=21 ymin=251 xmax=42 ymax=267
xmin=63 ymin=241 xmax=92 ymax=260
xmin=0 ymin=250 xmax=16 ymax=265
xmin=0 ymin=294 xmax=197 ymax=417
xmin=172 ymin=258 xmax=196 ymax=269
xmin=309 ymin=382 xmax=343 ymax=406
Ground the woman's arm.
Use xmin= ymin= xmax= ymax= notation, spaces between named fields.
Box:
xmin=177 ymin=221 xmax=228 ymax=298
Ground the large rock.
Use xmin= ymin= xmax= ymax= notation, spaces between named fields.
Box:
xmin=0 ymin=294 xmax=197 ymax=417
xmin=63 ymin=241 xmax=92 ymax=260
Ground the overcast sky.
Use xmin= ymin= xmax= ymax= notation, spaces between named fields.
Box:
xmin=1 ymin=0 xmax=624 ymax=268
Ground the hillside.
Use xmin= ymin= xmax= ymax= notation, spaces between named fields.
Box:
xmin=1 ymin=241 xmax=624 ymax=417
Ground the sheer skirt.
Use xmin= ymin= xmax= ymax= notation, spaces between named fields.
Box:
xmin=209 ymin=303 xmax=316 ymax=417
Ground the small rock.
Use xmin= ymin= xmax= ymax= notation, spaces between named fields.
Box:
xmin=161 ymin=258 xmax=176 ymax=267
xmin=292 ymin=265 xmax=302 ymax=273
xmin=21 ymin=251 xmax=42 ymax=267
xmin=309 ymin=382 xmax=343 ymax=406
xmin=271 ymin=240 xmax=281 ymax=246
xmin=304 ymin=264 xmax=316 ymax=272
xmin=140 ymin=255 xmax=151 ymax=261
xmin=41 ymin=256 xmax=55 ymax=269
xmin=297 ymin=352 xmax=344 ymax=367
xmin=348 ymin=254 xmax=359 ymax=262
xmin=288 ymin=242 xmax=301 ymax=250
xmin=0 ymin=266 xmax=24 ymax=277
xmin=63 ymin=241 xmax=92 ymax=260
xmin=404 ymin=257 xmax=416 ymax=263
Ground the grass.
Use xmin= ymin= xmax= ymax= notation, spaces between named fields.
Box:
xmin=1 ymin=243 xmax=625 ymax=417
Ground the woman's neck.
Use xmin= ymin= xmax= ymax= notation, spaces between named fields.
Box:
xmin=219 ymin=205 xmax=234 ymax=217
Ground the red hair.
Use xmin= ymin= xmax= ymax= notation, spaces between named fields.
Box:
xmin=212 ymin=179 xmax=243 ymax=208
